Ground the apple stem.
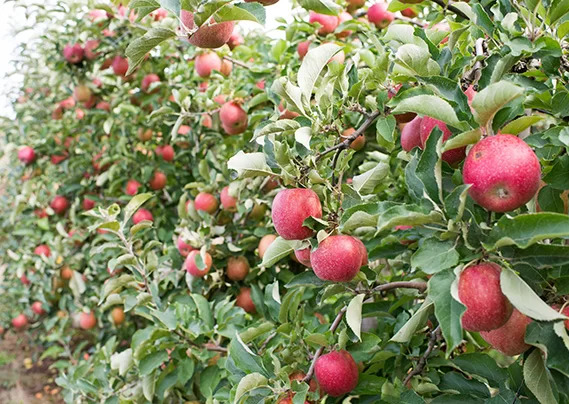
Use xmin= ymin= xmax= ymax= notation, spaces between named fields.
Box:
xmin=403 ymin=325 xmax=442 ymax=386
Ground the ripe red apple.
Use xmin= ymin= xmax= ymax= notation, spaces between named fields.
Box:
xmin=353 ymin=237 xmax=368 ymax=266
xmin=272 ymin=188 xmax=322 ymax=240
xmin=226 ymin=256 xmax=250 ymax=281
xmin=156 ymin=145 xmax=175 ymax=162
xmin=220 ymin=186 xmax=237 ymax=210
xmin=202 ymin=114 xmax=213 ymax=128
xmin=401 ymin=8 xmax=417 ymax=18
xmin=336 ymin=12 xmax=353 ymax=38
xmin=180 ymin=11 xmax=234 ymax=49
xmin=458 ymin=262 xmax=513 ymax=331
xmin=278 ymin=101 xmax=300 ymax=120
xmin=111 ymin=56 xmax=129 ymax=76
xmin=297 ymin=41 xmax=310 ymax=60
xmin=480 ymin=309 xmax=532 ymax=356
xmin=60 ymin=96 xmax=76 ymax=109
xmin=311 ymin=235 xmax=363 ymax=282
xmin=177 ymin=235 xmax=194 ymax=257
xmin=111 ymin=307 xmax=125 ymax=325
xmin=347 ymin=0 xmax=366 ymax=12
xmin=259 ymin=234 xmax=277 ymax=259
xmin=341 ymin=128 xmax=365 ymax=151
xmin=194 ymin=52 xmax=222 ymax=78
xmin=220 ymin=101 xmax=248 ymax=135
xmin=236 ymin=287 xmax=256 ymax=313
xmin=314 ymin=350 xmax=359 ymax=397
xmin=185 ymin=250 xmax=213 ymax=277
xmin=63 ymin=43 xmax=84 ymax=64
xmin=18 ymin=146 xmax=36 ymax=165
xmin=61 ymin=266 xmax=74 ymax=280
xmin=79 ymin=311 xmax=97 ymax=330
xmin=84 ymin=39 xmax=100 ymax=60
xmin=82 ymin=197 xmax=96 ymax=210
xmin=96 ymin=101 xmax=111 ymax=111
xmin=132 ymin=208 xmax=153 ymax=224
xmin=294 ymin=247 xmax=312 ymax=268
xmin=368 ymin=3 xmax=394 ymax=28
xmin=21 ymin=274 xmax=31 ymax=285
xmin=73 ymin=85 xmax=92 ymax=103
xmin=256 ymin=80 xmax=265 ymax=90
xmin=227 ymin=31 xmax=244 ymax=49
xmin=463 ymin=134 xmax=541 ymax=212
xmin=50 ymin=195 xmax=69 ymax=215
xmin=220 ymin=59 xmax=233 ymax=77
xmin=420 ymin=117 xmax=466 ymax=165
xmin=149 ymin=171 xmax=167 ymax=190
xmin=401 ymin=116 xmax=423 ymax=151
xmin=31 ymin=301 xmax=46 ymax=315
xmin=34 ymin=244 xmax=51 ymax=257
xmin=141 ymin=73 xmax=160 ymax=93
xmin=309 ymin=11 xmax=339 ymax=35
xmin=557 ymin=304 xmax=569 ymax=330
xmin=125 ymin=179 xmax=141 ymax=196
xmin=12 ymin=314 xmax=28 ymax=330
xmin=194 ymin=192 xmax=219 ymax=214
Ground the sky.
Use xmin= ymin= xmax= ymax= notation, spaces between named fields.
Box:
xmin=0 ymin=0 xmax=293 ymax=118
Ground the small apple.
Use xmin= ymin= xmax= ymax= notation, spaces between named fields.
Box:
xmin=125 ymin=179 xmax=141 ymax=196
xmin=294 ymin=247 xmax=312 ymax=268
xmin=259 ymin=234 xmax=277 ymax=259
xmin=181 ymin=11 xmax=234 ymax=49
xmin=297 ymin=41 xmax=310 ymax=60
xmin=18 ymin=146 xmax=36 ymax=165
xmin=12 ymin=314 xmax=28 ymax=330
xmin=367 ymin=3 xmax=394 ymax=28
xmin=79 ymin=311 xmax=97 ymax=330
xmin=185 ymin=250 xmax=213 ymax=277
xmin=220 ymin=59 xmax=233 ymax=76
xmin=82 ymin=197 xmax=96 ymax=210
xmin=309 ymin=11 xmax=339 ymax=35
xmin=227 ymin=31 xmax=244 ymax=49
xmin=177 ymin=235 xmax=194 ymax=257
xmin=149 ymin=171 xmax=167 ymax=190
xmin=341 ymin=128 xmax=365 ymax=150
xmin=226 ymin=256 xmax=250 ymax=281
xmin=235 ymin=287 xmax=256 ymax=313
xmin=50 ymin=195 xmax=69 ymax=215
xmin=220 ymin=101 xmax=248 ymax=135
xmin=73 ymin=85 xmax=92 ymax=103
xmin=111 ymin=56 xmax=129 ymax=76
xmin=141 ymin=73 xmax=160 ymax=93
xmin=63 ymin=43 xmax=84 ymax=64
xmin=195 ymin=192 xmax=219 ymax=214
xmin=194 ymin=52 xmax=222 ymax=78
xmin=132 ymin=208 xmax=153 ymax=224
xmin=156 ymin=145 xmax=175 ymax=162
xmin=220 ymin=186 xmax=237 ymax=210
xmin=34 ymin=244 xmax=51 ymax=257
xmin=31 ymin=301 xmax=46 ymax=315
xmin=420 ymin=117 xmax=466 ymax=166
xmin=111 ymin=307 xmax=125 ymax=325
xmin=400 ymin=116 xmax=423 ymax=151
xmin=84 ymin=39 xmax=100 ymax=60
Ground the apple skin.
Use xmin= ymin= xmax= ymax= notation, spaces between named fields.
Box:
xmin=34 ymin=244 xmax=51 ymax=257
xmin=367 ymin=3 xmax=394 ymax=29
xmin=220 ymin=102 xmax=248 ymax=135
xmin=63 ymin=43 xmax=84 ymax=63
xmin=353 ymin=237 xmax=368 ymax=266
xmin=311 ymin=235 xmax=363 ymax=282
xmin=18 ymin=146 xmax=36 ymax=165
xmin=181 ymin=11 xmax=234 ymax=49
xmin=177 ymin=235 xmax=194 ymax=257
xmin=125 ymin=179 xmax=141 ymax=196
xmin=141 ymin=73 xmax=160 ymax=93
xmin=220 ymin=186 xmax=237 ymax=210
xmin=341 ymin=128 xmax=365 ymax=151
xmin=278 ymin=101 xmax=300 ymax=120
xmin=73 ymin=85 xmax=92 ymax=102
xmin=309 ymin=11 xmax=339 ymax=35
xmin=51 ymin=195 xmax=69 ymax=215
xmin=272 ymin=188 xmax=322 ymax=240
xmin=61 ymin=266 xmax=74 ymax=280
xmin=314 ymin=350 xmax=359 ymax=397
xmin=82 ymin=197 xmax=96 ymax=210
xmin=132 ymin=208 xmax=153 ymax=224
xmin=220 ymin=59 xmax=232 ymax=76
xmin=12 ymin=314 xmax=28 ymax=330
xmin=79 ymin=311 xmax=97 ymax=330
xmin=226 ymin=256 xmax=250 ymax=281
xmin=149 ymin=171 xmax=167 ymax=190
xmin=111 ymin=307 xmax=125 ymax=325
xmin=235 ymin=287 xmax=256 ymax=313
xmin=96 ymin=101 xmax=111 ymax=111
xmin=401 ymin=116 xmax=423 ymax=151
xmin=84 ymin=39 xmax=100 ymax=60
xmin=480 ymin=308 xmax=532 ymax=356
xmin=336 ymin=12 xmax=353 ymax=38
xmin=185 ymin=250 xmax=213 ymax=277
xmin=258 ymin=234 xmax=277 ymax=259
xmin=463 ymin=134 xmax=541 ymax=212
xmin=458 ymin=262 xmax=513 ymax=332
xmin=401 ymin=8 xmax=417 ymax=18
xmin=297 ymin=41 xmax=310 ymax=60
xmin=347 ymin=0 xmax=366 ymax=12
xmin=156 ymin=145 xmax=175 ymax=162
xmin=420 ymin=117 xmax=466 ymax=166
xmin=195 ymin=192 xmax=219 ymax=214
xmin=32 ymin=301 xmax=46 ymax=315
xmin=111 ymin=56 xmax=129 ymax=76
xmin=226 ymin=32 xmax=243 ymax=49
xmin=294 ymin=247 xmax=312 ymax=268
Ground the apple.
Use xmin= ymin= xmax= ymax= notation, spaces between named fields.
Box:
xmin=111 ymin=56 xmax=129 ymax=76
xmin=177 ymin=235 xmax=194 ymax=257
xmin=202 ymin=114 xmax=213 ymax=128
xmin=83 ymin=95 xmax=96 ymax=109
xmin=149 ymin=171 xmax=167 ymax=190
xmin=195 ymin=192 xmax=219 ymax=214
xmin=34 ymin=244 xmax=51 ymax=257
xmin=73 ymin=85 xmax=91 ymax=103
xmin=132 ymin=208 xmax=153 ymax=224
xmin=12 ymin=314 xmax=28 ymax=330
xmin=214 ymin=94 xmax=228 ymax=105
xmin=256 ymin=80 xmax=265 ymax=90
xmin=75 ymin=108 xmax=85 ymax=120
xmin=400 ymin=116 xmax=423 ymax=151
xmin=21 ymin=274 xmax=31 ymax=285
xmin=235 ymin=287 xmax=256 ymax=313
xmin=156 ymin=145 xmax=175 ymax=162
xmin=63 ymin=43 xmax=84 ymax=64
xmin=336 ymin=12 xmax=353 ymax=38
xmin=311 ymin=235 xmax=363 ymax=282
xmin=226 ymin=256 xmax=250 ymax=281
xmin=141 ymin=73 xmax=160 ymax=93
xmin=52 ymin=105 xmax=64 ymax=120
xmin=401 ymin=8 xmax=417 ymax=18
xmin=367 ymin=3 xmax=394 ymax=28
xmin=18 ymin=146 xmax=36 ymax=165
xmin=220 ymin=59 xmax=233 ymax=77
xmin=227 ymin=31 xmax=244 ymax=49
xmin=314 ymin=350 xmax=359 ymax=397
xmin=272 ymin=188 xmax=322 ymax=240
xmin=82 ymin=197 xmax=96 ymax=210
xmin=180 ymin=11 xmax=234 ymax=49
xmin=463 ymin=134 xmax=541 ymax=212
xmin=278 ymin=101 xmax=300 ymax=120
xmin=309 ymin=11 xmax=339 ymax=35
xmin=341 ymin=128 xmax=365 ymax=150
xmin=220 ymin=186 xmax=237 ymax=210
xmin=346 ymin=0 xmax=366 ymax=12
xmin=294 ymin=247 xmax=312 ymax=268
xmin=79 ymin=311 xmax=97 ymax=330
xmin=353 ymin=237 xmax=368 ymax=266
xmin=329 ymin=49 xmax=345 ymax=64
xmin=32 ymin=301 xmax=46 ymax=315
xmin=258 ymin=234 xmax=277 ymax=259
xmin=84 ymin=39 xmax=100 ymax=60
xmin=50 ymin=195 xmax=69 ymax=215
xmin=194 ymin=52 xmax=222 ymax=78
xmin=96 ymin=101 xmax=111 ymax=112
xmin=185 ymin=250 xmax=213 ymax=277
xmin=60 ymin=96 xmax=76 ymax=109
xmin=250 ymin=203 xmax=267 ymax=221
xmin=138 ymin=128 xmax=153 ymax=142
xmin=220 ymin=101 xmax=248 ymax=135
xmin=480 ymin=309 xmax=532 ymax=356
xmin=458 ymin=262 xmax=513 ymax=331
xmin=297 ymin=41 xmax=310 ymax=60
xmin=420 ymin=117 xmax=466 ymax=165
xmin=61 ymin=266 xmax=74 ymax=280
xmin=111 ymin=307 xmax=125 ymax=325
xmin=125 ymin=179 xmax=141 ymax=196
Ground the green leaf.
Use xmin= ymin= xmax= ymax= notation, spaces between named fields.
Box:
xmin=298 ymin=43 xmax=342 ymax=100
xmin=452 ymin=353 xmax=507 ymax=388
xmin=130 ymin=0 xmax=160 ymax=19
xmin=252 ymin=119 xmax=300 ymax=141
xmin=227 ymin=151 xmax=273 ymax=178
xmin=271 ymin=78 xmax=306 ymax=116
xmin=234 ymin=373 xmax=268 ymax=402
xmin=501 ymin=116 xmax=543 ymax=135
xmin=442 ymin=128 xmax=482 ymax=152
xmin=125 ymin=28 xmax=176 ymax=75
xmin=298 ymin=0 xmax=341 ymax=14
xmin=411 ymin=238 xmax=459 ymax=274
xmin=305 ymin=333 xmax=328 ymax=346
xmin=142 ymin=373 xmax=156 ymax=402
xmin=391 ymin=95 xmax=463 ymax=128
xmin=190 ymin=293 xmax=214 ymax=329
xmin=394 ymin=44 xmax=440 ymax=77
xmin=376 ymin=115 xmax=396 ymax=143
xmin=523 ymin=350 xmax=557 ymax=404
xmin=139 ymin=350 xmax=168 ymax=376
xmin=240 ymin=322 xmax=274 ymax=343
xmin=123 ymin=193 xmax=153 ymax=225
xmin=215 ymin=2 xmax=266 ymax=24
xmin=346 ymin=294 xmax=365 ymax=341
xmin=229 ymin=334 xmax=270 ymax=377
xmin=376 ymin=204 xmax=444 ymax=234
xmin=471 ymin=81 xmax=524 ymax=128
xmin=285 ymin=271 xmax=328 ymax=288
xmin=391 ymin=299 xmax=434 ymax=343
xmin=110 ymin=349 xmax=133 ymax=376
xmin=261 ymin=237 xmax=300 ymax=267
xmin=430 ymin=269 xmax=464 ymax=353
xmin=352 ymin=157 xmax=389 ymax=195
xmin=130 ymin=221 xmax=153 ymax=235
xmin=526 ymin=321 xmax=569 ymax=377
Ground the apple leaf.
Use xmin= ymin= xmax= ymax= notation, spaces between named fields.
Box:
xmin=352 ymin=157 xmax=390 ymax=195
xmin=229 ymin=334 xmax=271 ymax=377
xmin=346 ymin=294 xmax=365 ymax=341
xmin=442 ymin=128 xmax=482 ymax=152
xmin=271 ymin=78 xmax=307 ymax=116
xmin=234 ymin=373 xmax=268 ymax=403
xmin=471 ymin=81 xmax=524 ymax=128
xmin=215 ymin=2 xmax=266 ymax=24
xmin=391 ymin=95 xmax=463 ymax=129
xmin=227 ymin=151 xmax=274 ymax=178
xmin=411 ymin=238 xmax=460 ymax=274
xmin=298 ymin=0 xmax=341 ymax=15
xmin=526 ymin=321 xmax=569 ymax=378
xmin=523 ymin=350 xmax=557 ymax=404
xmin=394 ymin=44 xmax=441 ymax=77
xmin=125 ymin=28 xmax=177 ymax=75
xmin=391 ymin=298 xmax=434 ymax=343
xmin=260 ymin=237 xmax=301 ymax=267
xmin=252 ymin=119 xmax=300 ymax=141
xmin=501 ymin=115 xmax=543 ymax=135
xmin=298 ymin=43 xmax=342 ymax=101
xmin=123 ymin=193 xmax=153 ymax=225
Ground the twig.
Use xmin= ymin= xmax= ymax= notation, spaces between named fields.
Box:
xmin=429 ymin=0 xmax=470 ymax=20
xmin=258 ymin=331 xmax=277 ymax=354
xmin=372 ymin=281 xmax=427 ymax=294
xmin=223 ymin=55 xmax=251 ymax=70
xmin=394 ymin=16 xmax=424 ymax=27
xmin=403 ymin=326 xmax=441 ymax=386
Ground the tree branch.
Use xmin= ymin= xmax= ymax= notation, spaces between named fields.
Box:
xmin=403 ymin=326 xmax=441 ymax=386
xmin=372 ymin=281 xmax=427 ymax=294
xmin=223 ymin=55 xmax=251 ymax=70
xmin=429 ymin=0 xmax=470 ymax=20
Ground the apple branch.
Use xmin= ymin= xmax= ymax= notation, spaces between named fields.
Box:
xmin=372 ymin=281 xmax=427 ymax=294
xmin=429 ymin=0 xmax=470 ymax=20
xmin=223 ymin=55 xmax=251 ymax=70
xmin=403 ymin=325 xmax=441 ymax=386
xmin=395 ymin=15 xmax=424 ymax=27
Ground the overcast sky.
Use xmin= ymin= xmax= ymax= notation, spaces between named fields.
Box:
xmin=0 ymin=1 xmax=293 ymax=118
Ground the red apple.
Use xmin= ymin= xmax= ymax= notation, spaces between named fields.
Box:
xmin=220 ymin=186 xmax=237 ymax=210
xmin=149 ymin=171 xmax=167 ymax=190
xmin=297 ymin=41 xmax=310 ymax=60
xmin=96 ymin=101 xmax=111 ymax=112
xmin=82 ymin=197 xmax=96 ymax=210
xmin=50 ymin=195 xmax=69 ymax=215
xmin=79 ymin=311 xmax=97 ymax=330
xmin=336 ymin=12 xmax=353 ymax=38
xmin=227 ymin=31 xmax=244 ymax=49
xmin=141 ymin=73 xmax=160 ymax=93
xmin=259 ymin=234 xmax=277 ymax=259
xmin=31 ymin=301 xmax=46 ymax=315
xmin=181 ymin=11 xmax=235 ymax=49
xmin=401 ymin=8 xmax=417 ymax=18
xmin=63 ymin=43 xmax=84 ymax=64
xmin=185 ymin=250 xmax=213 ymax=277
xmin=235 ymin=287 xmax=256 ymax=313
xmin=194 ymin=192 xmax=219 ymax=214
xmin=156 ymin=145 xmax=175 ymax=162
xmin=34 ymin=244 xmax=51 ymax=257
xmin=177 ymin=235 xmax=194 ymax=257
xmin=84 ymin=39 xmax=100 ymax=60
xmin=311 ymin=235 xmax=363 ymax=282
xmin=480 ymin=308 xmax=532 ymax=356
xmin=272 ymin=188 xmax=322 ymax=240
xmin=125 ymin=179 xmax=141 ymax=196
xmin=368 ymin=3 xmax=394 ymax=28
xmin=309 ymin=11 xmax=339 ymax=35
xmin=18 ymin=146 xmax=36 ymax=165
xmin=314 ymin=350 xmax=359 ymax=396
xmin=226 ymin=256 xmax=250 ymax=281
xmin=194 ymin=52 xmax=222 ymax=77
xmin=132 ymin=208 xmax=153 ymax=224
xmin=12 ymin=314 xmax=28 ymax=330
xmin=401 ymin=116 xmax=423 ymax=151
xmin=111 ymin=56 xmax=129 ymax=76
xmin=220 ymin=101 xmax=248 ymax=135
xmin=420 ymin=117 xmax=466 ymax=165
xmin=294 ymin=247 xmax=312 ymax=268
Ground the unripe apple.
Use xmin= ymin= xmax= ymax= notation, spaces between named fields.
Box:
xmin=12 ymin=314 xmax=28 ymax=330
xmin=79 ymin=311 xmax=97 ymax=330
xmin=297 ymin=41 xmax=310 ymax=60
xmin=220 ymin=101 xmax=248 ymax=135
xmin=463 ymin=134 xmax=541 ymax=212
xmin=226 ymin=256 xmax=250 ymax=281
xmin=50 ymin=195 xmax=69 ymax=215
xmin=194 ymin=52 xmax=222 ymax=77
xmin=227 ymin=31 xmax=244 ymax=49
xmin=309 ymin=11 xmax=339 ymax=35
xmin=220 ymin=59 xmax=233 ymax=77
xmin=84 ymin=39 xmax=100 ymax=60
xmin=250 ymin=203 xmax=267 ymax=221
xmin=82 ymin=197 xmax=96 ymax=210
xmin=156 ymin=145 xmax=175 ymax=162
xmin=61 ymin=266 xmax=74 ymax=280
xmin=314 ymin=350 xmax=359 ymax=397
xmin=480 ymin=309 xmax=531 ymax=356
xmin=63 ymin=43 xmax=84 ymax=64
xmin=18 ymin=146 xmax=36 ymax=165
xmin=177 ymin=235 xmax=194 ymax=257
xmin=220 ymin=186 xmax=237 ymax=210
xmin=294 ymin=247 xmax=312 ymax=268
xmin=420 ymin=117 xmax=466 ymax=165
xmin=111 ymin=307 xmax=125 ymax=326
xmin=272 ymin=188 xmax=322 ymax=240
xmin=311 ymin=235 xmax=363 ymax=282
xmin=258 ymin=234 xmax=277 ymax=259
xmin=132 ymin=208 xmax=153 ymax=224
xmin=195 ymin=192 xmax=219 ymax=214
xmin=185 ymin=250 xmax=213 ymax=277
xmin=368 ymin=3 xmax=394 ymax=28
xmin=111 ymin=56 xmax=129 ymax=76
xmin=401 ymin=8 xmax=417 ymax=18
xmin=149 ymin=171 xmax=167 ymax=190
xmin=181 ymin=11 xmax=235 ymax=49
xmin=401 ymin=116 xmax=423 ymax=151
xmin=34 ymin=244 xmax=51 ymax=257
xmin=341 ymin=128 xmax=365 ymax=150
xmin=31 ymin=301 xmax=46 ymax=315
xmin=125 ymin=179 xmax=141 ymax=195
xmin=458 ymin=262 xmax=513 ymax=331
xmin=73 ymin=85 xmax=92 ymax=103
xmin=138 ymin=128 xmax=153 ymax=142
xmin=235 ymin=287 xmax=256 ymax=313
xmin=141 ymin=73 xmax=160 ymax=93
